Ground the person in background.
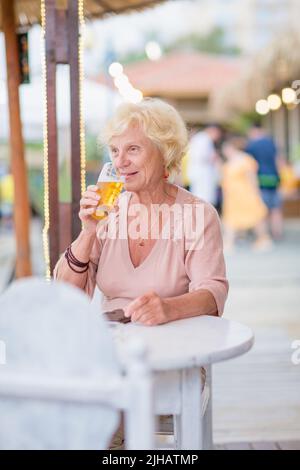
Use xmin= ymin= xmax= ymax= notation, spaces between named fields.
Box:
xmin=172 ymin=149 xmax=190 ymax=190
xmin=221 ymin=135 xmax=272 ymax=252
xmin=245 ymin=122 xmax=283 ymax=240
xmin=0 ymin=170 xmax=14 ymax=230
xmin=180 ymin=151 xmax=190 ymax=191
xmin=175 ymin=127 xmax=197 ymax=191
xmin=187 ymin=124 xmax=222 ymax=207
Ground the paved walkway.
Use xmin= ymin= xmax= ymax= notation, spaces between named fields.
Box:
xmin=0 ymin=217 xmax=45 ymax=292
xmin=0 ymin=228 xmax=15 ymax=290
xmin=215 ymin=440 xmax=300 ymax=450
xmin=214 ymin=220 xmax=300 ymax=443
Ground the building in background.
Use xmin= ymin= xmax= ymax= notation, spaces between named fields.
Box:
xmin=95 ymin=51 xmax=246 ymax=126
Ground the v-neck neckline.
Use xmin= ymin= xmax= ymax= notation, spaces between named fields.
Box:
xmin=125 ymin=186 xmax=180 ymax=271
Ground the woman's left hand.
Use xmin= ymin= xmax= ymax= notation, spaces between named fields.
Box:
xmin=124 ymin=291 xmax=173 ymax=326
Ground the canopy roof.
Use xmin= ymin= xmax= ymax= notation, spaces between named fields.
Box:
xmin=0 ymin=0 xmax=165 ymax=30
xmin=123 ymin=51 xmax=244 ymax=98
xmin=95 ymin=51 xmax=246 ymax=100
xmin=217 ymin=29 xmax=300 ymax=113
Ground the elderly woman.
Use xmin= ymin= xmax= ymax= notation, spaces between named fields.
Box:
xmin=54 ymin=98 xmax=228 ymax=325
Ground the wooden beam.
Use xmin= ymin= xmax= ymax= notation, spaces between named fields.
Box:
xmin=55 ymin=9 xmax=68 ymax=64
xmin=68 ymin=0 xmax=82 ymax=240
xmin=2 ymin=0 xmax=32 ymax=278
xmin=45 ymin=0 xmax=60 ymax=274
xmin=93 ymin=0 xmax=165 ymax=16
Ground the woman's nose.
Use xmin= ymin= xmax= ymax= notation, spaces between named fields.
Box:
xmin=115 ymin=151 xmax=130 ymax=169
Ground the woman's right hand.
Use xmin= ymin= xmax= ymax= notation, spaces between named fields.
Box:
xmin=79 ymin=185 xmax=100 ymax=234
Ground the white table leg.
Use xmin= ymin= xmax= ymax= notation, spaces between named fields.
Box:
xmin=176 ymin=367 xmax=203 ymax=450
xmin=173 ymin=413 xmax=182 ymax=449
xmin=202 ymin=364 xmax=214 ymax=450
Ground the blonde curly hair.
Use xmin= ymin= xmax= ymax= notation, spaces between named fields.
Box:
xmin=101 ymin=98 xmax=188 ymax=175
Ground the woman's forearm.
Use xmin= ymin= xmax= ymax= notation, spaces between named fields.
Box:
xmin=54 ymin=229 xmax=96 ymax=290
xmin=165 ymin=289 xmax=218 ymax=321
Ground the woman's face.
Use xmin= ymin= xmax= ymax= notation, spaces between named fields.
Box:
xmin=109 ymin=124 xmax=165 ymax=192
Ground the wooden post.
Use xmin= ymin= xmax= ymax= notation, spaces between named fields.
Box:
xmin=2 ymin=0 xmax=32 ymax=278
xmin=45 ymin=0 xmax=60 ymax=274
xmin=68 ymin=0 xmax=82 ymax=240
xmin=44 ymin=0 xmax=82 ymax=273
xmin=283 ymin=105 xmax=290 ymax=160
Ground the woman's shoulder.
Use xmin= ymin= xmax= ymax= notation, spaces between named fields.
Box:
xmin=175 ymin=185 xmax=199 ymax=203
xmin=175 ymin=185 xmax=220 ymax=226
xmin=175 ymin=185 xmax=214 ymax=208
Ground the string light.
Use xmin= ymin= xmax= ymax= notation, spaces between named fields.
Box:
xmin=282 ymin=87 xmax=297 ymax=105
xmin=78 ymin=0 xmax=86 ymax=197
xmin=145 ymin=41 xmax=162 ymax=61
xmin=41 ymin=0 xmax=87 ymax=278
xmin=108 ymin=62 xmax=123 ymax=78
xmin=267 ymin=94 xmax=282 ymax=111
xmin=255 ymin=99 xmax=269 ymax=115
xmin=110 ymin=69 xmax=143 ymax=103
xmin=41 ymin=0 xmax=51 ymax=280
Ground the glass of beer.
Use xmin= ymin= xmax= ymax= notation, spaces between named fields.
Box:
xmin=92 ymin=162 xmax=124 ymax=221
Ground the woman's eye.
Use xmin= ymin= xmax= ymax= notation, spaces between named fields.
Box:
xmin=129 ymin=146 xmax=139 ymax=152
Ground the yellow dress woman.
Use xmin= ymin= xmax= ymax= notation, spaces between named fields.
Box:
xmin=221 ymin=136 xmax=272 ymax=251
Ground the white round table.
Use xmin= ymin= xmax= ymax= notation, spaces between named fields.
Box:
xmin=110 ymin=315 xmax=254 ymax=450
xmin=111 ymin=315 xmax=254 ymax=370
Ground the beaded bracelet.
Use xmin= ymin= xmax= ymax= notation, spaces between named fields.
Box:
xmin=64 ymin=245 xmax=89 ymax=274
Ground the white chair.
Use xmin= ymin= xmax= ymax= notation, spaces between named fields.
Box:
xmin=0 ymin=278 xmax=154 ymax=450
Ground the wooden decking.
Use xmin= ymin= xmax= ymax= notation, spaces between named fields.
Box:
xmin=215 ymin=441 xmax=300 ymax=450
xmin=156 ymin=432 xmax=300 ymax=450
xmin=213 ymin=221 xmax=300 ymax=443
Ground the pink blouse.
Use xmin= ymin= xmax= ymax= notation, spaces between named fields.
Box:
xmin=54 ymin=186 xmax=228 ymax=316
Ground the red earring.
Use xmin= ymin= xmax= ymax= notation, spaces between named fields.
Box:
xmin=163 ymin=170 xmax=169 ymax=179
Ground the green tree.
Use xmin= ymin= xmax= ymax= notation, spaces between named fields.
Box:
xmin=166 ymin=27 xmax=241 ymax=56
xmin=119 ymin=26 xmax=241 ymax=65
